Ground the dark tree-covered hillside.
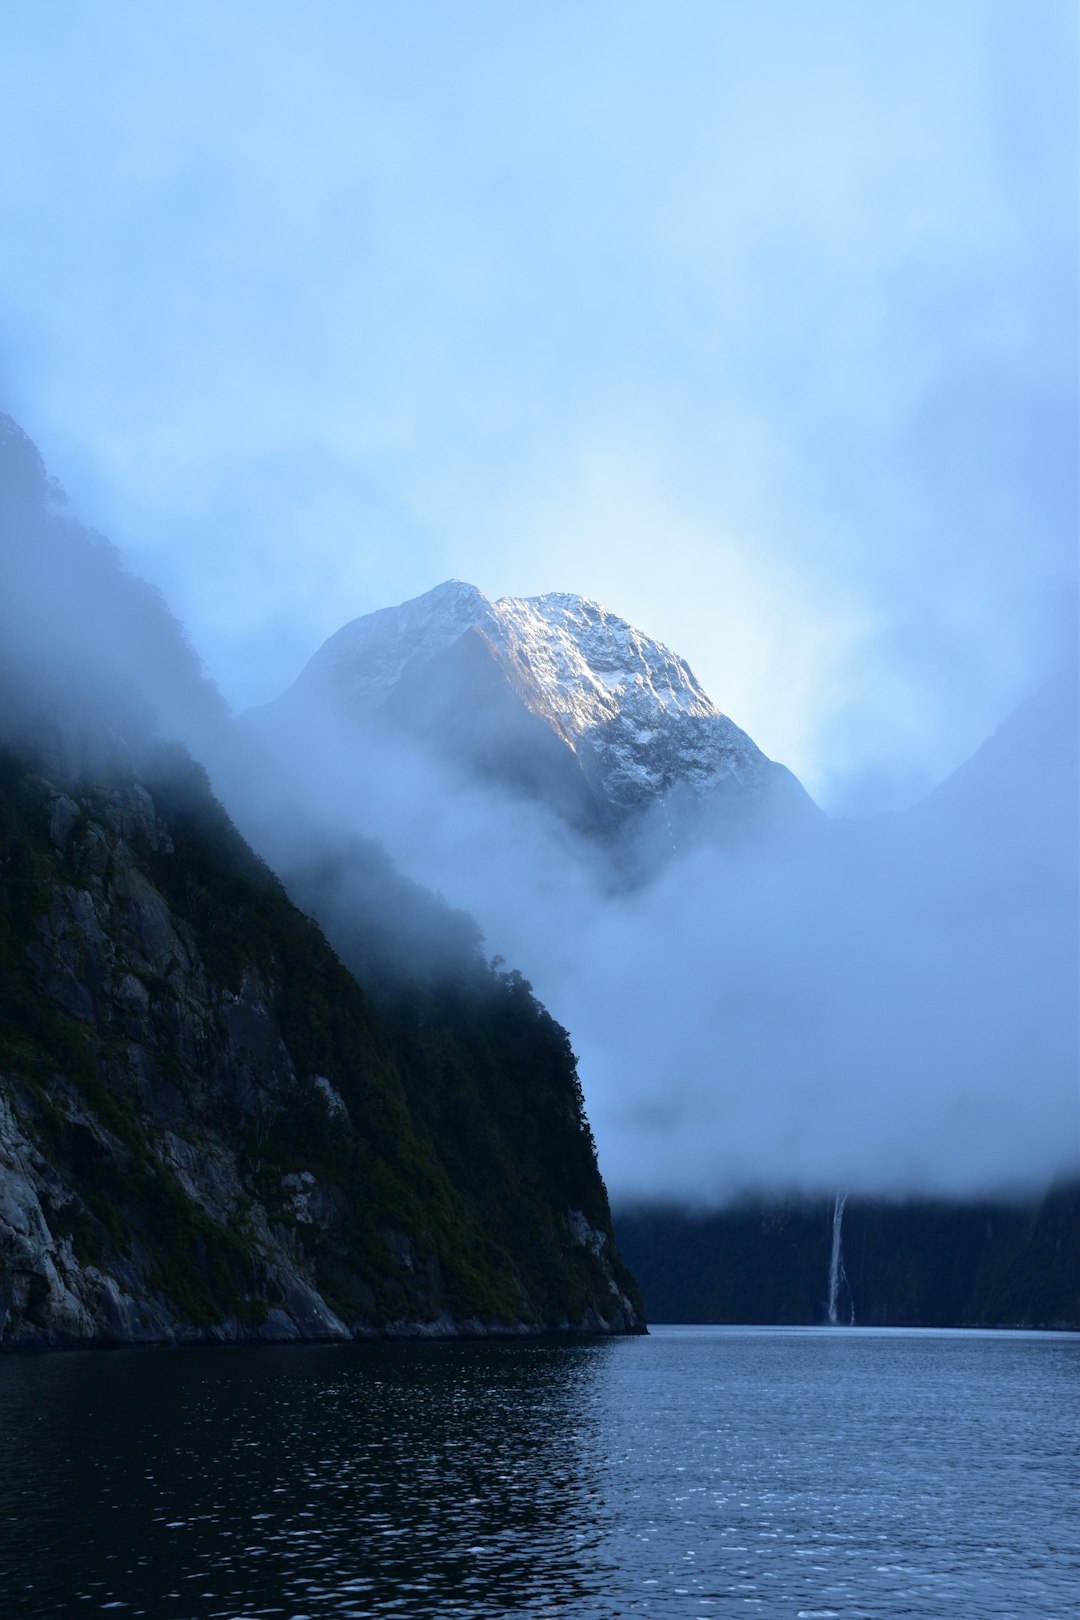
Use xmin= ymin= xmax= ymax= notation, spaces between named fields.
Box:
xmin=0 ymin=415 xmax=643 ymax=1345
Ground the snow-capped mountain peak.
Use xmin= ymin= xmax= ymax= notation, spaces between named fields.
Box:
xmin=494 ymin=592 xmax=718 ymax=738
xmin=297 ymin=579 xmax=498 ymax=713
xmin=265 ymin=581 xmax=818 ymax=847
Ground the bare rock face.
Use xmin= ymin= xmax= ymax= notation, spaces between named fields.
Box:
xmin=1 ymin=761 xmax=347 ymax=1345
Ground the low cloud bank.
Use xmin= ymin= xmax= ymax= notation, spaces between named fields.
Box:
xmin=222 ymin=671 xmax=1079 ymax=1208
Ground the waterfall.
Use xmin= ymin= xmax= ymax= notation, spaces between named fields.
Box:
xmin=827 ymin=1194 xmax=854 ymax=1325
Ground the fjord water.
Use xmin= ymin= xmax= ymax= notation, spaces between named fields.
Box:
xmin=1 ymin=1327 xmax=1076 ymax=1618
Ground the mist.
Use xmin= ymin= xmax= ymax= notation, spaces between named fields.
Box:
xmin=216 ymin=653 xmax=1080 ymax=1209
xmin=0 ymin=415 xmax=225 ymax=767
xmin=2 ymin=408 xmax=1077 ymax=1208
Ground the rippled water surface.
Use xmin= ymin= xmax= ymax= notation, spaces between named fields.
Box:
xmin=1 ymin=1325 xmax=1076 ymax=1617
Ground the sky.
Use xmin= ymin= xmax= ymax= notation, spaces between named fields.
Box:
xmin=0 ymin=1 xmax=1076 ymax=813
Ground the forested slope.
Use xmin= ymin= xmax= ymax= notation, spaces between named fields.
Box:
xmin=0 ymin=415 xmax=643 ymax=1345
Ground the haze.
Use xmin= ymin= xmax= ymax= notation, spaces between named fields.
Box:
xmin=0 ymin=5 xmax=1076 ymax=1209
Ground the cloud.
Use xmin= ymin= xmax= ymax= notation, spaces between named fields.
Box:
xmin=0 ymin=1 xmax=1074 ymax=812
xmin=567 ymin=808 xmax=1078 ymax=1206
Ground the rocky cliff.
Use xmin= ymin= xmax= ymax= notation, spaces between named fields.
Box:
xmin=0 ymin=732 xmax=643 ymax=1346
xmin=0 ymin=415 xmax=644 ymax=1347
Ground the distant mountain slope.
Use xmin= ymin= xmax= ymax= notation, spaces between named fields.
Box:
xmin=912 ymin=671 xmax=1078 ymax=845
xmin=256 ymin=580 xmax=819 ymax=857
xmin=614 ymin=1186 xmax=1080 ymax=1329
xmin=0 ymin=414 xmax=225 ymax=758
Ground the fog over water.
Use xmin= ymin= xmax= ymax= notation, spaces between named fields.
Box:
xmin=221 ymin=658 xmax=1079 ymax=1208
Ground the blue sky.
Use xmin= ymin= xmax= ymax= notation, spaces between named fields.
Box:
xmin=1 ymin=0 xmax=1075 ymax=812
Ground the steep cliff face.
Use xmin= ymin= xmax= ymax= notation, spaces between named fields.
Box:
xmin=0 ymin=738 xmax=643 ymax=1346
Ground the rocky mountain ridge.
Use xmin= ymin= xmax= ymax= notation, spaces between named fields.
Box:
xmin=261 ymin=580 xmax=817 ymax=852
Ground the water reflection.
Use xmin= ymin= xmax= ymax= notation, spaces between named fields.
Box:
xmin=0 ymin=1338 xmax=621 ymax=1616
xmin=1 ymin=1328 xmax=1077 ymax=1618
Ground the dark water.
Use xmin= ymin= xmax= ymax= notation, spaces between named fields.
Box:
xmin=1 ymin=1325 xmax=1076 ymax=1618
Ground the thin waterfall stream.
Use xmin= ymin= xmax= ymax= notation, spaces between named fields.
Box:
xmin=828 ymin=1193 xmax=854 ymax=1325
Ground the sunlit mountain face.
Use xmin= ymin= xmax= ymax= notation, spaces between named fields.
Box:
xmin=253 ymin=579 xmax=820 ymax=875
